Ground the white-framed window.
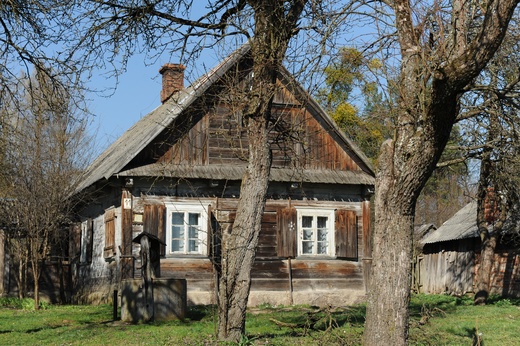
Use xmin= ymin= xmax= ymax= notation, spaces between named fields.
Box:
xmin=296 ymin=208 xmax=335 ymax=257
xmin=165 ymin=204 xmax=208 ymax=255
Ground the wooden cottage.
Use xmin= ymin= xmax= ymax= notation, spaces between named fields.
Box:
xmin=72 ymin=45 xmax=375 ymax=307
xmin=417 ymin=201 xmax=520 ymax=297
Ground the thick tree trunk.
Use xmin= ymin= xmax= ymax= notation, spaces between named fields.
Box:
xmin=364 ymin=140 xmax=424 ymax=345
xmin=366 ymin=212 xmax=414 ymax=344
xmin=475 ymin=128 xmax=494 ymax=305
xmin=363 ymin=1 xmax=518 ymax=343
xmin=475 ymin=233 xmax=498 ymax=304
xmin=217 ymin=113 xmax=271 ymax=342
xmin=215 ymin=2 xmax=305 ymax=342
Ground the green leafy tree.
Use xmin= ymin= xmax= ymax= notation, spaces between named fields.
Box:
xmin=318 ymin=47 xmax=391 ymax=161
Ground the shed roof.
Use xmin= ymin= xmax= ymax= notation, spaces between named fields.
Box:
xmin=77 ymin=44 xmax=374 ymax=193
xmin=421 ymin=201 xmax=479 ymax=244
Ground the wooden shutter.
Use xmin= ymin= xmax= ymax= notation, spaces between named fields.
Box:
xmin=276 ymin=207 xmax=297 ymax=258
xmin=143 ymin=204 xmax=166 ymax=256
xmin=104 ymin=208 xmax=116 ymax=258
xmin=335 ymin=209 xmax=358 ymax=259
xmin=86 ymin=219 xmax=94 ymax=263
xmin=70 ymin=222 xmax=81 ymax=262
xmin=206 ymin=205 xmax=213 ymax=256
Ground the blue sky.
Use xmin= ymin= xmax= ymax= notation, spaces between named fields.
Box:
xmin=88 ymin=57 xmax=168 ymax=154
xmin=87 ymin=50 xmax=223 ymax=155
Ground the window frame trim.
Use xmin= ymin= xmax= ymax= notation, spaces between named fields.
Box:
xmin=164 ymin=203 xmax=209 ymax=256
xmin=295 ymin=207 xmax=336 ymax=258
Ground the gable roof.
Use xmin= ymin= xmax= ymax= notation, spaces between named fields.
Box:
xmin=421 ymin=202 xmax=479 ymax=244
xmin=77 ymin=44 xmax=375 ymax=193
xmin=117 ymin=164 xmax=376 ymax=185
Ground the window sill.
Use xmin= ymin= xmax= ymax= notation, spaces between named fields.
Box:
xmin=163 ymin=254 xmax=209 ymax=259
xmin=295 ymin=255 xmax=337 ymax=260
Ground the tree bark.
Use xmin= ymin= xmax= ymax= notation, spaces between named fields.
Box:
xmin=363 ymin=0 xmax=519 ymax=344
xmin=32 ymin=259 xmax=41 ymax=310
xmin=475 ymin=117 xmax=494 ymax=305
xmin=216 ymin=1 xmax=305 ymax=342
xmin=217 ymin=114 xmax=271 ymax=341
xmin=474 ymin=108 xmax=510 ymax=305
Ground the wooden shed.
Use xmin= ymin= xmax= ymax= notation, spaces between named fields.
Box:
xmin=71 ymin=44 xmax=375 ymax=307
xmin=416 ymin=201 xmax=520 ymax=297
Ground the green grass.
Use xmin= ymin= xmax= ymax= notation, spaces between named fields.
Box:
xmin=0 ymin=295 xmax=519 ymax=345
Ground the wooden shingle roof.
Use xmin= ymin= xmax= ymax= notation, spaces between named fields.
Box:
xmin=117 ymin=164 xmax=375 ymax=185
xmin=76 ymin=45 xmax=251 ymax=192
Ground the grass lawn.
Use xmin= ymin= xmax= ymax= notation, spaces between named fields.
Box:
xmin=1 ymin=294 xmax=519 ymax=345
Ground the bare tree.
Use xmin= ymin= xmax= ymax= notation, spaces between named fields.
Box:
xmin=66 ymin=0 xmax=354 ymax=342
xmin=0 ymin=70 xmax=91 ymax=309
xmin=0 ymin=1 xmax=79 ymax=108
xmin=361 ymin=0 xmax=520 ymax=344
xmin=462 ymin=23 xmax=520 ymax=304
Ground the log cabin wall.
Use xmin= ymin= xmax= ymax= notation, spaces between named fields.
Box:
xmin=70 ymin=52 xmax=374 ymax=306
xmin=474 ymin=243 xmax=520 ymax=297
xmin=123 ymin=184 xmax=368 ymax=307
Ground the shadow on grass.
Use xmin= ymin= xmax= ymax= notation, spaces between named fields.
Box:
xmin=0 ymin=324 xmax=64 ymax=335
xmin=409 ymin=294 xmax=462 ymax=321
xmin=257 ymin=304 xmax=367 ymax=337
xmin=186 ymin=305 xmax=217 ymax=322
xmin=463 ymin=327 xmax=484 ymax=346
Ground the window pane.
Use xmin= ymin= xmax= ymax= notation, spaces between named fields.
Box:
xmin=189 ymin=240 xmax=199 ymax=252
xmin=317 ymin=216 xmax=327 ymax=229
xmin=302 ymin=216 xmax=312 ymax=228
xmin=169 ymin=209 xmax=206 ymax=255
xmin=303 ymin=229 xmax=313 ymax=240
xmin=317 ymin=229 xmax=328 ymax=241
xmin=317 ymin=242 xmax=327 ymax=254
xmin=172 ymin=225 xmax=183 ymax=238
xmin=172 ymin=239 xmax=183 ymax=252
xmin=189 ymin=225 xmax=198 ymax=239
xmin=172 ymin=212 xmax=183 ymax=225
xmin=302 ymin=241 xmax=313 ymax=254
xmin=188 ymin=213 xmax=199 ymax=226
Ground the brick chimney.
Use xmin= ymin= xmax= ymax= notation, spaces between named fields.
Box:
xmin=159 ymin=63 xmax=185 ymax=103
xmin=484 ymin=187 xmax=498 ymax=224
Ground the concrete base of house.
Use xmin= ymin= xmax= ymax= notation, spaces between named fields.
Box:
xmin=120 ymin=278 xmax=187 ymax=322
xmin=186 ymin=289 xmax=366 ymax=308
xmin=249 ymin=289 xmax=366 ymax=307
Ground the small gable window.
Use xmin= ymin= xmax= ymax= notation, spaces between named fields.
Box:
xmin=165 ymin=204 xmax=208 ymax=256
